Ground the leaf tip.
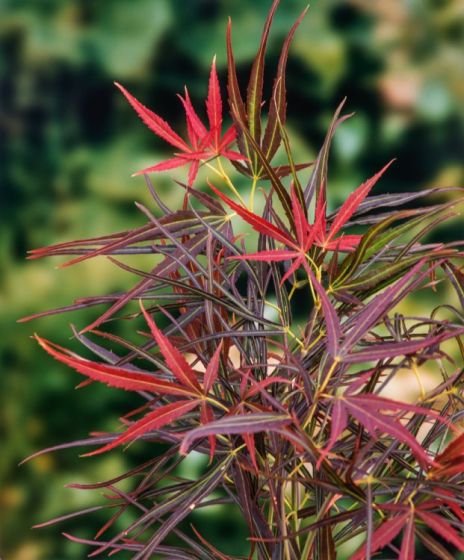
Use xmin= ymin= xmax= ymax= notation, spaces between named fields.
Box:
xmin=179 ymin=441 xmax=189 ymax=456
xmin=79 ymin=449 xmax=100 ymax=458
xmin=114 ymin=81 xmax=125 ymax=95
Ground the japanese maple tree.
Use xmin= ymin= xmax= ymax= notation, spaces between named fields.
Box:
xmin=23 ymin=1 xmax=464 ymax=559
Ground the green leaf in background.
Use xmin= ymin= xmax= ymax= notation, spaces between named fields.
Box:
xmin=92 ymin=0 xmax=172 ymax=78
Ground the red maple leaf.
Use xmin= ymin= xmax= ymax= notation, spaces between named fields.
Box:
xmin=431 ymin=431 xmax=464 ymax=478
xmin=318 ymin=392 xmax=440 ymax=470
xmin=210 ymin=182 xmax=321 ymax=284
xmin=209 ymin=160 xmax=395 ymax=284
xmin=314 ymin=159 xmax=395 ymax=251
xmin=35 ymin=303 xmax=225 ymax=458
xmin=351 ymin=496 xmax=464 ymax=560
xmin=115 ymin=57 xmax=244 ymax=185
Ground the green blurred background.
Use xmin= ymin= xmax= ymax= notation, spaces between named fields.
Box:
xmin=2 ymin=0 xmax=464 ymax=558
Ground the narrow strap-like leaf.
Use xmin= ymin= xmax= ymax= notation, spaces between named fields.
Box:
xmin=307 ymin=269 xmax=341 ymax=357
xmin=262 ymin=6 xmax=308 ymax=164
xmin=346 ymin=397 xmax=434 ymax=467
xmin=180 ymin=412 xmax=291 ymax=455
xmin=140 ymin=303 xmax=201 ymax=392
xmin=336 ymin=250 xmax=455 ymax=292
xmin=226 ymin=18 xmax=250 ymax=165
xmin=326 ymin=159 xmax=395 ymax=241
xmin=230 ymin=249 xmax=299 ymax=262
xmin=399 ymin=515 xmax=415 ymax=560
xmin=206 ymin=56 xmax=223 ymax=149
xmin=290 ymin=182 xmax=311 ymax=246
xmin=343 ymin=327 xmax=464 ymax=363
xmin=178 ymin=87 xmax=208 ymax=141
xmin=246 ymin=0 xmax=280 ymax=157
xmin=35 ymin=335 xmax=193 ymax=397
xmin=203 ymin=341 xmax=223 ymax=393
xmin=335 ymin=209 xmax=418 ymax=287
xmin=209 ymin=181 xmax=295 ymax=247
xmin=304 ymin=99 xmax=352 ymax=208
xmin=416 ymin=528 xmax=455 ymax=560
xmin=317 ymin=398 xmax=348 ymax=468
xmin=340 ymin=259 xmax=428 ymax=351
xmin=350 ymin=514 xmax=407 ymax=560
xmin=416 ymin=510 xmax=464 ymax=552
xmin=82 ymin=400 xmax=199 ymax=457
xmin=45 ymin=210 xmax=219 ymax=269
xmin=132 ymin=455 xmax=234 ymax=559
xmin=436 ymin=431 xmax=464 ymax=464
xmin=80 ymin=230 xmax=212 ymax=334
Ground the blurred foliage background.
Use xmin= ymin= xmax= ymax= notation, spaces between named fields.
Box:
xmin=1 ymin=0 xmax=464 ymax=558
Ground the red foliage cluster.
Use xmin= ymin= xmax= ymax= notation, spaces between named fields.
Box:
xmin=115 ymin=58 xmax=243 ymax=186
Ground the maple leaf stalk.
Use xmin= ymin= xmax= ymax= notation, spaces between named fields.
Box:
xmin=249 ymin=174 xmax=260 ymax=212
xmin=203 ymin=156 xmax=247 ymax=207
